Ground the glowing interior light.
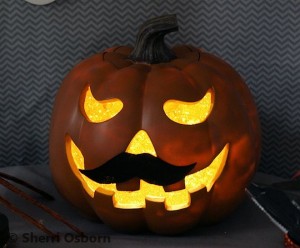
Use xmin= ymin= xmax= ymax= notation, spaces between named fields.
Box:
xmin=125 ymin=130 xmax=157 ymax=156
xmin=164 ymin=189 xmax=191 ymax=211
xmin=69 ymin=138 xmax=85 ymax=170
xmin=66 ymin=137 xmax=229 ymax=211
xmin=185 ymin=144 xmax=229 ymax=192
xmin=113 ymin=189 xmax=146 ymax=209
xmin=83 ymin=86 xmax=123 ymax=123
xmin=163 ymin=88 xmax=214 ymax=125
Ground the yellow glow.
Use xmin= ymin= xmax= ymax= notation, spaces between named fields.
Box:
xmin=104 ymin=180 xmax=191 ymax=210
xmin=70 ymin=139 xmax=85 ymax=170
xmin=185 ymin=144 xmax=229 ymax=192
xmin=125 ymin=130 xmax=157 ymax=156
xmin=113 ymin=189 xmax=146 ymax=209
xmin=66 ymin=137 xmax=229 ymax=211
xmin=163 ymin=88 xmax=214 ymax=125
xmin=164 ymin=189 xmax=191 ymax=211
xmin=83 ymin=86 xmax=123 ymax=123
xmin=142 ymin=180 xmax=165 ymax=202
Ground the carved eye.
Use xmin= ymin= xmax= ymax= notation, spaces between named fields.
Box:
xmin=82 ymin=86 xmax=123 ymax=123
xmin=163 ymin=88 xmax=214 ymax=125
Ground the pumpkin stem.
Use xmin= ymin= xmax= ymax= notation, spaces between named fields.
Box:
xmin=128 ymin=14 xmax=178 ymax=64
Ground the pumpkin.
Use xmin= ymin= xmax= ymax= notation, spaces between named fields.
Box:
xmin=49 ymin=15 xmax=260 ymax=235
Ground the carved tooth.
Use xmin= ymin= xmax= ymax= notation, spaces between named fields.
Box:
xmin=113 ymin=189 xmax=145 ymax=209
xmin=185 ymin=144 xmax=229 ymax=193
xmin=185 ymin=173 xmax=206 ymax=194
xmin=142 ymin=180 xmax=165 ymax=203
xmin=204 ymin=144 xmax=229 ymax=192
xmin=96 ymin=183 xmax=116 ymax=196
xmin=164 ymin=189 xmax=191 ymax=211
xmin=79 ymin=175 xmax=96 ymax=197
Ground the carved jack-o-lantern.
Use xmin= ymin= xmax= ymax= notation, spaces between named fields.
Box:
xmin=49 ymin=15 xmax=260 ymax=235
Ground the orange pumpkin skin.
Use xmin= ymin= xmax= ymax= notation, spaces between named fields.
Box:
xmin=49 ymin=16 xmax=260 ymax=235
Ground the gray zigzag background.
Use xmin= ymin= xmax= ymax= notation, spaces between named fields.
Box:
xmin=1 ymin=0 xmax=300 ymax=178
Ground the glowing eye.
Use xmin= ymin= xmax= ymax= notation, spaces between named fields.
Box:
xmin=82 ymin=86 xmax=123 ymax=123
xmin=163 ymin=88 xmax=214 ymax=125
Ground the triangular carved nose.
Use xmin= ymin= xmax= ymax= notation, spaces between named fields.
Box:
xmin=125 ymin=130 xmax=157 ymax=157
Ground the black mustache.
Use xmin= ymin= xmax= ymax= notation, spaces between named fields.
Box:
xmin=79 ymin=153 xmax=196 ymax=186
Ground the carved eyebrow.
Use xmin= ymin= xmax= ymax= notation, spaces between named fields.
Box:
xmin=82 ymin=86 xmax=123 ymax=123
xmin=163 ymin=88 xmax=214 ymax=125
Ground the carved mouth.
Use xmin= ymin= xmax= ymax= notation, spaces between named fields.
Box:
xmin=66 ymin=135 xmax=229 ymax=211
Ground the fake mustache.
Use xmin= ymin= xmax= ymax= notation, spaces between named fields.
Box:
xmin=80 ymin=153 xmax=196 ymax=186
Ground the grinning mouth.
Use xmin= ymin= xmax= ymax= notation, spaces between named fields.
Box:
xmin=66 ymin=136 xmax=229 ymax=211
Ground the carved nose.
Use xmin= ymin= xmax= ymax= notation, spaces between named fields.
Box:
xmin=126 ymin=130 xmax=157 ymax=157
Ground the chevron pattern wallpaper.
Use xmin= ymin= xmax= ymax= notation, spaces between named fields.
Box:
xmin=1 ymin=0 xmax=300 ymax=178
